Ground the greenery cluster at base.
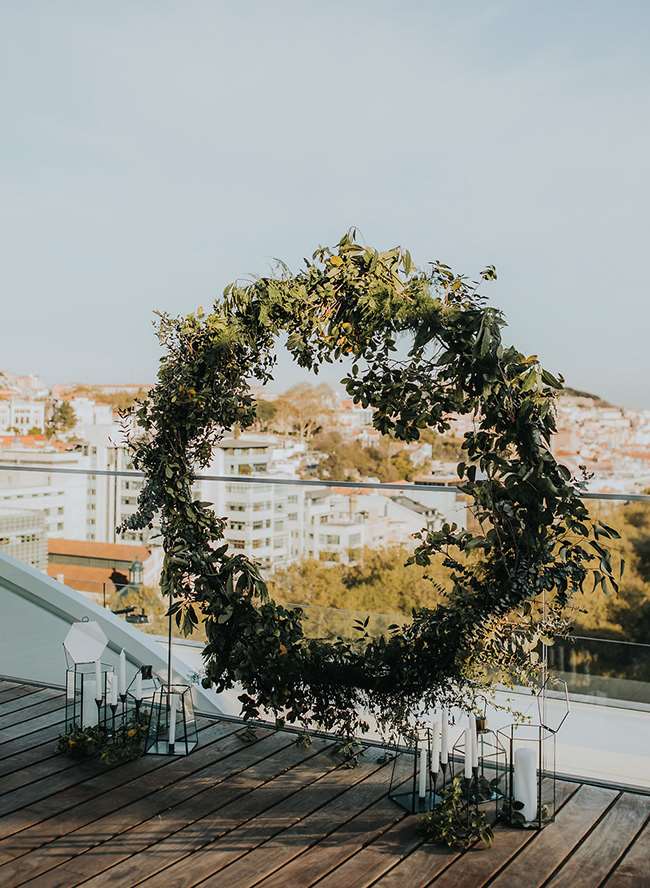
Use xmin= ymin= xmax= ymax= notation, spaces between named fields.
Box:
xmin=119 ymin=230 xmax=620 ymax=743
xmin=57 ymin=715 xmax=148 ymax=765
xmin=418 ymin=775 xmax=494 ymax=851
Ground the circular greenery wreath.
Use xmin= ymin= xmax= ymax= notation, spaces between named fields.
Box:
xmin=120 ymin=231 xmax=619 ymax=741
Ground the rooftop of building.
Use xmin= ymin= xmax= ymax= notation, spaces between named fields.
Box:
xmin=0 ymin=677 xmax=648 ymax=887
xmin=48 ymin=538 xmax=151 ymax=563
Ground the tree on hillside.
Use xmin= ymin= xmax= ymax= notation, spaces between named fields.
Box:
xmin=273 ymin=383 xmax=336 ymax=440
xmin=46 ymin=400 xmax=77 ymax=437
xmin=252 ymin=398 xmax=277 ymax=431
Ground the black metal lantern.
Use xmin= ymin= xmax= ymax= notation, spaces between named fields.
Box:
xmin=451 ymin=720 xmax=507 ymax=812
xmin=388 ymin=719 xmax=451 ymax=814
xmin=145 ymin=683 xmax=198 ymax=756
xmin=497 ymin=678 xmax=569 ymax=830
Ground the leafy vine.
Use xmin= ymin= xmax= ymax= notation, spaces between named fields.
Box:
xmin=119 ymin=231 xmax=619 ymax=741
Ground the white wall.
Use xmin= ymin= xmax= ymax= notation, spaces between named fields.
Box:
xmin=0 ymin=551 xmax=221 ymax=715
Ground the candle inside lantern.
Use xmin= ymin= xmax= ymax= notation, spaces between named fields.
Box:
xmin=82 ymin=678 xmax=99 ymax=728
xmin=94 ymin=659 xmax=102 ymax=700
xmin=107 ymin=672 xmax=118 ymax=707
xmin=440 ymin=709 xmax=448 ymax=765
xmin=134 ymin=670 xmax=143 ymax=701
xmin=66 ymin=671 xmax=75 ymax=701
xmin=168 ymin=693 xmax=178 ymax=748
xmin=513 ymin=746 xmax=538 ymax=822
xmin=418 ymin=737 xmax=427 ymax=799
xmin=464 ymin=729 xmax=472 ymax=779
xmin=470 ymin=714 xmax=479 ymax=769
xmin=119 ymin=649 xmax=127 ymax=697
xmin=431 ymin=719 xmax=440 ymax=775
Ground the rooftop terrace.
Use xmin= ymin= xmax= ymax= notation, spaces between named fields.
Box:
xmin=0 ymin=679 xmax=648 ymax=888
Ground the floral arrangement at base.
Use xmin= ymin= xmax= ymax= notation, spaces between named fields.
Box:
xmin=417 ymin=775 xmax=494 ymax=851
xmin=57 ymin=713 xmax=148 ymax=765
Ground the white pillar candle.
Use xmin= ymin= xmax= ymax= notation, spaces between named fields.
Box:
xmin=464 ymin=729 xmax=472 ymax=779
xmin=66 ymin=671 xmax=75 ymax=701
xmin=513 ymin=746 xmax=538 ymax=822
xmin=470 ymin=715 xmax=479 ymax=769
xmin=168 ymin=694 xmax=178 ymax=747
xmin=418 ymin=739 xmax=427 ymax=799
xmin=82 ymin=678 xmax=99 ymax=728
xmin=94 ymin=659 xmax=102 ymax=700
xmin=134 ymin=670 xmax=143 ymax=701
xmin=430 ymin=720 xmax=440 ymax=775
xmin=440 ymin=709 xmax=449 ymax=765
xmin=119 ymin=649 xmax=127 ymax=697
xmin=107 ymin=672 xmax=118 ymax=707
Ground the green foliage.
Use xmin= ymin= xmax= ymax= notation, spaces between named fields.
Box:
xmin=119 ymin=230 xmax=618 ymax=743
xmin=309 ymin=431 xmax=421 ymax=482
xmin=417 ymin=776 xmax=494 ymax=850
xmin=57 ymin=714 xmax=148 ymax=765
xmin=46 ymin=400 xmax=76 ymax=436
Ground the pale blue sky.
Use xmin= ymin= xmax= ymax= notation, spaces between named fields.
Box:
xmin=2 ymin=2 xmax=649 ymax=405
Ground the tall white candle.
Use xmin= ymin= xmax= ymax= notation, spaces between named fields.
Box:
xmin=470 ymin=715 xmax=479 ymax=769
xmin=82 ymin=678 xmax=99 ymax=728
xmin=418 ymin=739 xmax=427 ymax=799
xmin=107 ymin=672 xmax=118 ymax=707
xmin=119 ymin=649 xmax=127 ymax=697
xmin=168 ymin=694 xmax=178 ymax=747
xmin=464 ymin=729 xmax=472 ymax=779
xmin=94 ymin=659 xmax=102 ymax=700
xmin=134 ymin=670 xmax=143 ymax=701
xmin=440 ymin=709 xmax=449 ymax=765
xmin=513 ymin=747 xmax=538 ymax=822
xmin=430 ymin=720 xmax=440 ymax=775
xmin=66 ymin=671 xmax=75 ymax=701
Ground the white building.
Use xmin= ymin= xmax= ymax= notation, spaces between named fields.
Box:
xmin=0 ymin=399 xmax=46 ymax=434
xmin=0 ymin=507 xmax=47 ymax=571
xmin=69 ymin=397 xmax=113 ymax=431
xmin=0 ymin=447 xmax=89 ymax=539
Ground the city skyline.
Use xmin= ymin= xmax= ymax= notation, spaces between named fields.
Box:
xmin=2 ymin=3 xmax=650 ymax=407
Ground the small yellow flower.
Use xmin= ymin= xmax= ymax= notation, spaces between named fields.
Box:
xmin=329 ymin=255 xmax=343 ymax=267
xmin=68 ymin=739 xmax=77 ymax=748
xmin=279 ymin=643 xmax=288 ymax=656
xmin=127 ymin=728 xmax=137 ymax=738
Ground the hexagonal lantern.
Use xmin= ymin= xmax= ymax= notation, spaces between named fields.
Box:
xmin=63 ymin=619 xmax=112 ymax=732
xmin=63 ymin=619 xmax=107 ymax=665
xmin=496 ymin=676 xmax=570 ymax=831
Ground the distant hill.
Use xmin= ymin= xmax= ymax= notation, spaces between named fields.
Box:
xmin=560 ymin=386 xmax=612 ymax=406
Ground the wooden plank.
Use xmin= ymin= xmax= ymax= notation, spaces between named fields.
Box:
xmin=0 ymin=753 xmax=86 ymax=798
xmin=0 ymin=689 xmax=62 ymax=716
xmin=0 ymin=719 xmax=67 ymax=762
xmin=256 ymin=765 xmax=454 ymax=888
xmin=0 ymin=685 xmax=42 ymax=705
xmin=45 ymin=737 xmax=337 ymax=887
xmin=112 ymin=744 xmax=385 ymax=888
xmin=605 ymin=818 xmax=650 ymax=887
xmin=187 ymin=751 xmax=401 ymax=888
xmin=415 ymin=780 xmax=579 ymax=888
xmin=0 ymin=696 xmax=67 ymax=733
xmin=547 ymin=793 xmax=650 ymax=887
xmin=5 ymin=729 xmax=299 ymax=887
xmin=0 ymin=741 xmax=61 ymax=780
xmin=487 ymin=785 xmax=619 ymax=888
xmin=0 ymin=720 xmax=245 ymax=850
xmin=0 ymin=707 xmax=69 ymax=746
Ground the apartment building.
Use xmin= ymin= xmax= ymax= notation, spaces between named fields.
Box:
xmin=0 ymin=446 xmax=89 ymax=539
xmin=0 ymin=507 xmax=47 ymax=571
xmin=0 ymin=399 xmax=45 ymax=434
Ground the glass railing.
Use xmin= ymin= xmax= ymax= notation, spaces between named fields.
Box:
xmin=1 ymin=461 xmax=649 ymax=711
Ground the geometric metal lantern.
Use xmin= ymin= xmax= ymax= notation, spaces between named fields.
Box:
xmin=389 ymin=722 xmax=447 ymax=814
xmin=496 ymin=678 xmax=569 ymax=830
xmin=144 ymin=683 xmax=198 ymax=756
xmin=63 ymin=619 xmax=112 ymax=731
xmin=63 ymin=619 xmax=107 ymax=664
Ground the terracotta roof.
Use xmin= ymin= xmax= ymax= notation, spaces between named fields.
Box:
xmin=47 ymin=564 xmax=120 ymax=595
xmin=48 ymin=538 xmax=150 ymax=562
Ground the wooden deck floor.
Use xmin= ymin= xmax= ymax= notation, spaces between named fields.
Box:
xmin=0 ymin=678 xmax=648 ymax=887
